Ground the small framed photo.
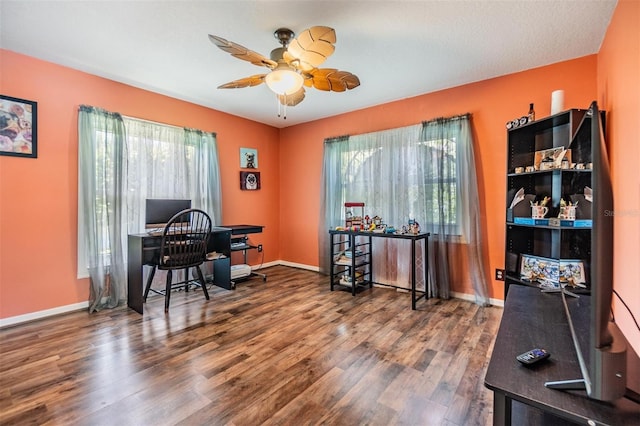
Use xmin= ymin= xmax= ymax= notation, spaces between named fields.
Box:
xmin=240 ymin=171 xmax=260 ymax=190
xmin=240 ymin=147 xmax=258 ymax=169
xmin=534 ymin=147 xmax=571 ymax=170
xmin=559 ymin=259 xmax=586 ymax=287
xmin=520 ymin=254 xmax=558 ymax=284
xmin=520 ymin=254 xmax=586 ymax=288
xmin=0 ymin=95 xmax=37 ymax=158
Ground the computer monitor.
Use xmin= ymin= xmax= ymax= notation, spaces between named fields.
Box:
xmin=144 ymin=199 xmax=191 ymax=229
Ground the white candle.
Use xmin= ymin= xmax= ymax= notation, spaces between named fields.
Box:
xmin=551 ymin=90 xmax=565 ymax=114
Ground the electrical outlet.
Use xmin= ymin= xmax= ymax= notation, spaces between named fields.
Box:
xmin=495 ymin=268 xmax=505 ymax=281
xmin=257 ymin=244 xmax=263 ymax=252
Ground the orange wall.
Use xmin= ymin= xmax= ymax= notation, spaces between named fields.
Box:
xmin=279 ymin=56 xmax=598 ymax=301
xmin=0 ymin=49 xmax=280 ymax=319
xmin=1 ymin=0 xmax=638 ymax=340
xmin=597 ymin=0 xmax=640 ymax=354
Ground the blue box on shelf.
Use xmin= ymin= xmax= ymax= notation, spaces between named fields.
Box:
xmin=513 ymin=217 xmax=550 ymax=226
xmin=549 ymin=218 xmax=593 ymax=227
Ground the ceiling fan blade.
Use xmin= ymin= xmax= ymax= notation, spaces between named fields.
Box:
xmin=284 ymin=26 xmax=336 ymax=72
xmin=208 ymin=34 xmax=277 ymax=69
xmin=217 ymin=74 xmax=267 ymax=89
xmin=306 ymin=69 xmax=360 ymax=92
xmin=278 ymin=87 xmax=306 ymax=106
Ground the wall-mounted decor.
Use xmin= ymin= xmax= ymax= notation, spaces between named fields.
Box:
xmin=0 ymin=95 xmax=37 ymax=158
xmin=240 ymin=147 xmax=258 ymax=169
xmin=240 ymin=171 xmax=261 ymax=190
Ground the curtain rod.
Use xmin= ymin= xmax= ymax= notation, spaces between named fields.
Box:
xmin=122 ymin=113 xmax=184 ymax=130
xmin=325 ymin=112 xmax=472 ymax=142
xmin=324 ymin=135 xmax=350 ymax=143
xmin=422 ymin=113 xmax=471 ymax=126
xmin=79 ymin=106 xmax=216 ymax=136
xmin=122 ymin=114 xmax=217 ymax=136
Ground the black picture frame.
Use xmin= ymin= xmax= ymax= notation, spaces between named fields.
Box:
xmin=0 ymin=94 xmax=37 ymax=158
xmin=240 ymin=171 xmax=261 ymax=190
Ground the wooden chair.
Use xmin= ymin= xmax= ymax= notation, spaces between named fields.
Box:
xmin=143 ymin=208 xmax=211 ymax=312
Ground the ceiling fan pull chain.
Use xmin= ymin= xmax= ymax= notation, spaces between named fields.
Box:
xmin=277 ymin=94 xmax=281 ymax=118
xmin=284 ymin=94 xmax=288 ymax=119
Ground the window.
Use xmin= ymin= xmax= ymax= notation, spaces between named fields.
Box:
xmin=77 ymin=108 xmax=221 ymax=280
xmin=320 ymin=114 xmax=489 ymax=303
xmin=326 ymin=125 xmax=461 ymax=236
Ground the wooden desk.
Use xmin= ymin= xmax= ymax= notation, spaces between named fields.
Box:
xmin=484 ymin=286 xmax=639 ymax=425
xmin=127 ymin=227 xmax=232 ymax=314
xmin=329 ymin=230 xmax=429 ymax=310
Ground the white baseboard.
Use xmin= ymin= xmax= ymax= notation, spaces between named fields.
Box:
xmin=271 ymin=263 xmax=502 ymax=307
xmin=276 ymin=260 xmax=320 ymax=272
xmin=251 ymin=260 xmax=281 ymax=270
xmin=1 ymin=262 xmax=502 ymax=328
xmin=451 ymin=291 xmax=504 ymax=307
xmin=0 ymin=301 xmax=89 ymax=329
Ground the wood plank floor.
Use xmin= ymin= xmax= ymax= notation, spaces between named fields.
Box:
xmin=0 ymin=266 xmax=503 ymax=426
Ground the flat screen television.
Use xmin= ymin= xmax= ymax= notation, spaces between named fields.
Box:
xmin=145 ymin=199 xmax=192 ymax=229
xmin=545 ymin=101 xmax=628 ymax=401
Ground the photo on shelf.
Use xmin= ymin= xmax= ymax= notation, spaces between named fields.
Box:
xmin=520 ymin=254 xmax=559 ymax=284
xmin=519 ymin=254 xmax=586 ymax=288
xmin=534 ymin=147 xmax=571 ymax=170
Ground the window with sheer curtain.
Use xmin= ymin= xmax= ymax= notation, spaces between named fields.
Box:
xmin=77 ymin=106 xmax=222 ymax=312
xmin=319 ymin=115 xmax=490 ymax=305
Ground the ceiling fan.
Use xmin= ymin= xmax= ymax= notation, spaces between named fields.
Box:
xmin=208 ymin=26 xmax=360 ymax=118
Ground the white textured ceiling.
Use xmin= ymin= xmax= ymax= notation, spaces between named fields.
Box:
xmin=0 ymin=1 xmax=617 ymax=128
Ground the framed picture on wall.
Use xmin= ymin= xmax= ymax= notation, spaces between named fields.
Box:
xmin=240 ymin=171 xmax=261 ymax=190
xmin=0 ymin=94 xmax=37 ymax=158
xmin=240 ymin=147 xmax=258 ymax=169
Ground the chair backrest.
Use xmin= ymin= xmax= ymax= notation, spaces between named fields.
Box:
xmin=158 ymin=208 xmax=212 ymax=270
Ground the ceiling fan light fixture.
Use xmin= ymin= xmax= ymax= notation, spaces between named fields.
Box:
xmin=265 ymin=64 xmax=304 ymax=96
xmin=210 ymin=25 xmax=359 ymax=117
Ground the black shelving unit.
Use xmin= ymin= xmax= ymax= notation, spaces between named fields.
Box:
xmin=329 ymin=230 xmax=372 ymax=295
xmin=224 ymin=224 xmax=267 ymax=284
xmin=504 ymin=108 xmax=604 ymax=296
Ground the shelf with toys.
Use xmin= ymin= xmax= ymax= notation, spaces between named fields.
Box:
xmin=329 ymin=202 xmax=430 ymax=309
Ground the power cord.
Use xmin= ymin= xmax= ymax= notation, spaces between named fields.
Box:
xmin=612 ymin=289 xmax=640 ymax=331
xmin=247 ymin=237 xmax=265 ymax=270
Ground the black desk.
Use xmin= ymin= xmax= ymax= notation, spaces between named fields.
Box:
xmin=329 ymin=230 xmax=429 ymax=310
xmin=223 ymin=224 xmax=264 ymax=235
xmin=484 ymin=286 xmax=639 ymax=425
xmin=127 ymin=226 xmax=232 ymax=314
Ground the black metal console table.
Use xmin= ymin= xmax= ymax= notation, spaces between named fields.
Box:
xmin=329 ymin=229 xmax=430 ymax=310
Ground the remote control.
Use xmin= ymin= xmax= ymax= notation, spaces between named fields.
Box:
xmin=516 ymin=348 xmax=550 ymax=365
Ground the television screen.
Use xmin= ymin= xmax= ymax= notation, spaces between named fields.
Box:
xmin=145 ymin=199 xmax=191 ymax=229
xmin=545 ymin=102 xmax=627 ymax=402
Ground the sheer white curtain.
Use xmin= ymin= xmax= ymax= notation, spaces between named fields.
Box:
xmin=78 ymin=106 xmax=128 ymax=312
xmin=420 ymin=115 xmax=489 ymax=305
xmin=122 ymin=117 xmax=222 ymax=231
xmin=319 ymin=125 xmax=427 ymax=290
xmin=78 ymin=108 xmax=221 ymax=312
xmin=319 ymin=115 xmax=490 ymax=305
